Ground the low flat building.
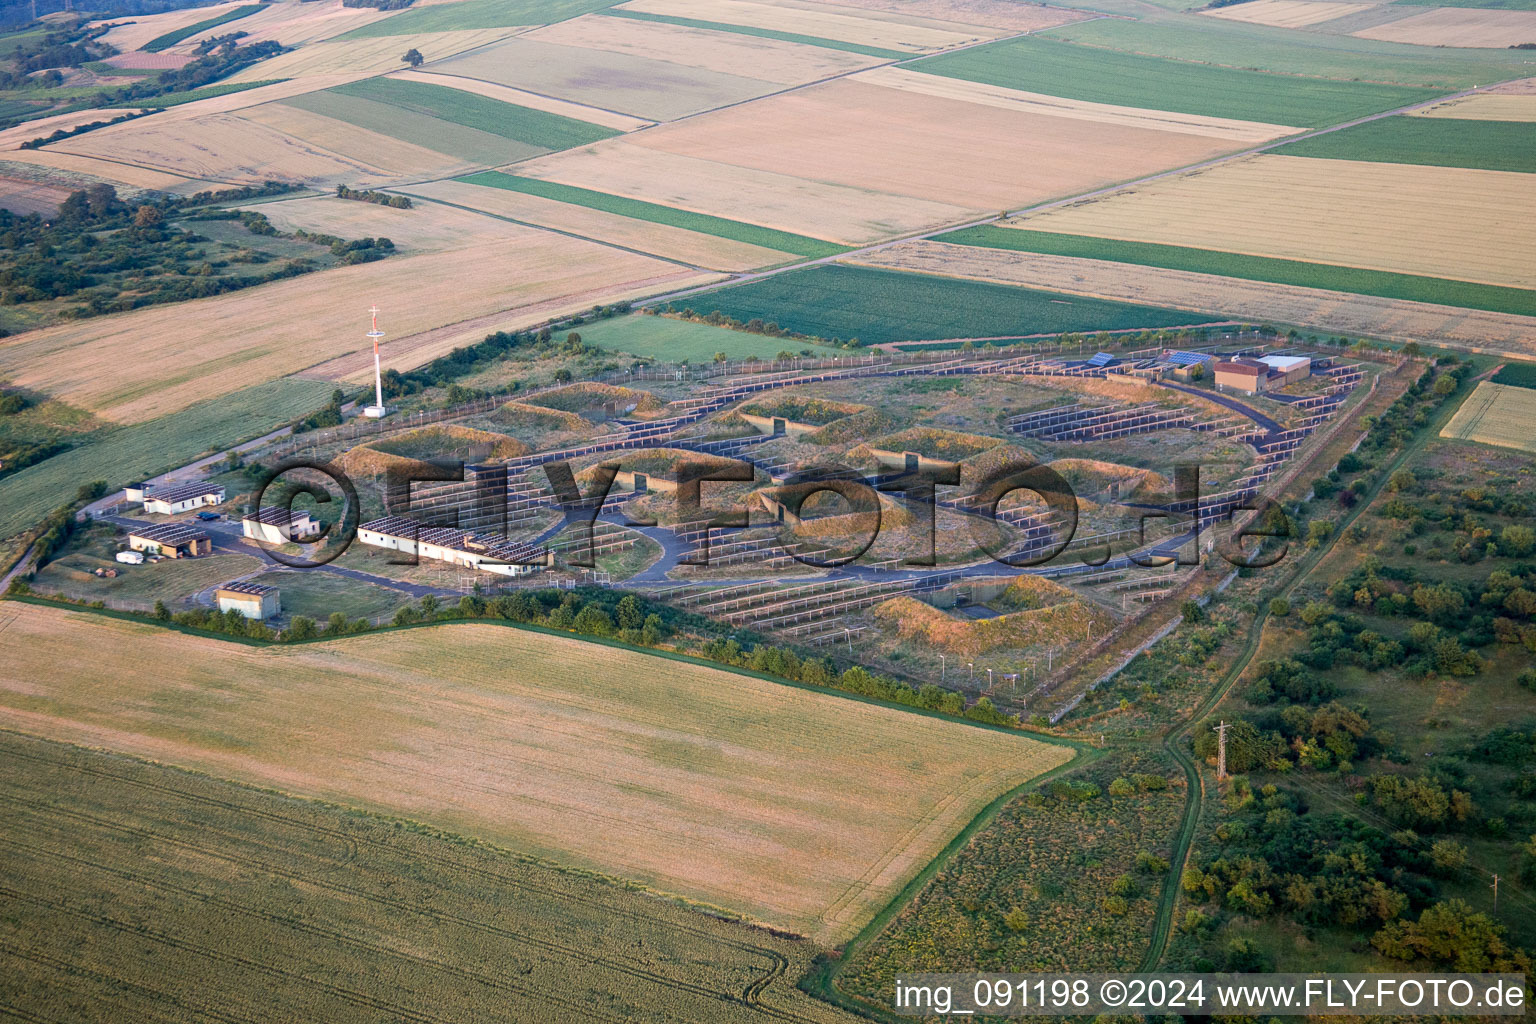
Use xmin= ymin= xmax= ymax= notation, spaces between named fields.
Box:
xmin=215 ymin=581 xmax=279 ymax=619
xmin=1214 ymin=358 xmax=1270 ymax=394
xmin=1258 ymin=354 xmax=1311 ymax=386
xmin=242 ymin=506 xmax=322 ymax=545
xmin=142 ymin=482 xmax=225 ymax=515
xmin=357 ymin=516 xmax=545 ymax=577
xmin=126 ymin=521 xmax=211 ymax=559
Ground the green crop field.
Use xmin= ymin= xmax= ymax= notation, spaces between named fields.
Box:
xmin=909 ymin=35 xmax=1441 ymax=128
xmin=0 ymin=378 xmax=335 ymax=540
xmin=328 ymin=77 xmax=619 ymax=149
xmin=1275 ymin=115 xmax=1536 ymax=172
xmin=0 ymin=729 xmax=863 ymax=1024
xmin=598 ymin=8 xmax=910 ymax=59
xmin=576 ymin=313 xmax=831 ymax=362
xmin=1041 ymin=16 xmax=1536 ymax=91
xmin=144 ymin=3 xmax=268 ymax=52
xmin=278 ymin=90 xmax=543 ymax=166
xmin=1491 ymin=361 xmax=1536 ymax=388
xmin=336 ymin=0 xmax=618 ymax=38
xmin=457 ymin=171 xmax=845 ymax=258
xmin=938 ymin=226 xmax=1536 ymax=319
xmin=664 ymin=265 xmax=1223 ymax=346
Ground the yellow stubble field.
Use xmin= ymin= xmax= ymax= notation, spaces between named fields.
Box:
xmin=514 ymin=140 xmax=978 ymax=244
xmin=224 ymin=27 xmax=521 ymax=82
xmin=1354 ymin=7 xmax=1536 ymax=47
xmin=404 ymin=177 xmax=796 ymax=270
xmin=616 ymin=0 xmax=994 ymax=50
xmin=0 ymin=602 xmax=1071 ymax=942
xmin=88 ymin=1 xmax=249 ymax=52
xmin=170 ymin=0 xmax=398 ymax=50
xmin=391 ymin=69 xmax=654 ymax=130
xmin=1440 ymin=381 xmax=1536 ymax=452
xmin=624 ymin=76 xmax=1283 ymax=211
xmin=1203 ymin=0 xmax=1372 ymax=28
xmin=1012 ymin=154 xmax=1536 ymax=290
xmin=526 ymin=12 xmax=883 ymax=84
xmin=0 ymin=224 xmax=716 ymax=422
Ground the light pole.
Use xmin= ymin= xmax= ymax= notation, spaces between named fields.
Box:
xmin=939 ymin=654 xmax=945 ymax=683
xmin=967 ymin=662 xmax=974 ymax=683
xmin=986 ymin=668 xmax=994 ymax=689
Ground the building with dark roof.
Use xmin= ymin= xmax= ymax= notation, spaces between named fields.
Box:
xmin=142 ymin=482 xmax=225 ymax=515
xmin=1214 ymin=358 xmax=1270 ymax=394
xmin=242 ymin=506 xmax=321 ymax=545
xmin=215 ymin=581 xmax=280 ymax=619
xmin=125 ymin=522 xmax=210 ymax=558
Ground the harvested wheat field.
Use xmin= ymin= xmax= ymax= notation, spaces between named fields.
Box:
xmin=849 ymin=241 xmax=1536 ymax=356
xmin=226 ymin=28 xmax=520 ymax=81
xmin=850 ymin=66 xmax=1296 ymax=142
xmin=50 ymin=109 xmax=428 ymax=186
xmin=406 ymin=178 xmax=795 ymax=270
xmin=1354 ymin=7 xmax=1536 ymax=47
xmin=625 ymin=77 xmax=1281 ymax=211
xmin=0 ymin=602 xmax=1070 ymax=941
xmin=1203 ymin=0 xmax=1372 ymax=28
xmin=1440 ymin=381 xmax=1536 ymax=452
xmin=0 ymin=147 xmax=208 ymax=193
xmin=89 ymin=1 xmax=250 ymax=51
xmin=238 ymin=101 xmax=487 ymax=181
xmin=815 ymin=0 xmax=1086 ymax=32
xmin=1012 ymin=155 xmax=1536 ymax=289
xmin=172 ymin=0 xmax=397 ymax=49
xmin=1413 ymin=90 xmax=1536 ymax=123
xmin=0 ymin=175 xmax=74 ymax=216
xmin=391 ymin=69 xmax=654 ymax=130
xmin=515 ymin=141 xmax=975 ymax=244
xmin=528 ymin=13 xmax=883 ymax=84
xmin=0 ymin=108 xmax=143 ymax=151
xmin=256 ymin=192 xmax=519 ymax=251
xmin=426 ymin=34 xmax=780 ymax=121
xmin=618 ymin=0 xmax=994 ymax=51
xmin=0 ymin=227 xmax=714 ymax=422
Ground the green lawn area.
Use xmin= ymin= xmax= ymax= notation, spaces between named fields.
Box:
xmin=457 ymin=170 xmax=844 ymax=258
xmin=598 ymin=8 xmax=909 ymax=59
xmin=0 ymin=379 xmax=336 ymax=541
xmin=33 ymin=549 xmax=264 ymax=611
xmin=576 ymin=313 xmax=828 ymax=362
xmin=278 ymin=90 xmax=542 ymax=166
xmin=1274 ymin=115 xmax=1536 ymax=172
xmin=336 ymin=0 xmax=618 ymax=37
xmin=330 ymin=77 xmax=619 ymax=148
xmin=144 ymin=3 xmax=268 ymax=52
xmin=1041 ymin=15 xmax=1534 ymax=91
xmin=909 ymin=34 xmax=1442 ymax=127
xmin=245 ymin=569 xmax=412 ymax=623
xmin=936 ymin=226 xmax=1536 ymax=318
xmin=663 ymin=264 xmax=1222 ymax=346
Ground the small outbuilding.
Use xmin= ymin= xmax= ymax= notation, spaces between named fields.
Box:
xmin=242 ymin=506 xmax=322 ymax=545
xmin=1257 ymin=354 xmax=1311 ymax=386
xmin=1214 ymin=358 xmax=1270 ymax=394
xmin=126 ymin=522 xmax=211 ymax=559
xmin=142 ymin=482 xmax=225 ymax=515
xmin=215 ymin=581 xmax=280 ymax=619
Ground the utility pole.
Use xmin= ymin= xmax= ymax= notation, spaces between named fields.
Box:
xmin=939 ymin=654 xmax=945 ymax=683
xmin=1216 ymin=720 xmax=1230 ymax=780
xmin=1491 ymin=875 xmax=1500 ymax=915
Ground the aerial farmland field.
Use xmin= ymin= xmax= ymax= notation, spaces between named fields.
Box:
xmin=664 ymin=264 xmax=1224 ymax=344
xmin=0 ymin=729 xmax=866 ymax=1024
xmin=0 ymin=602 xmax=1071 ymax=941
xmin=4 ymin=0 xmax=1536 ymax=1016
xmin=1007 ymin=155 xmax=1536 ymax=291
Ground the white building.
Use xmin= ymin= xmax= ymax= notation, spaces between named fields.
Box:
xmin=1257 ymin=354 xmax=1311 ymax=386
xmin=142 ymin=482 xmax=225 ymax=515
xmin=357 ymin=516 xmax=546 ymax=577
xmin=215 ymin=581 xmax=280 ymax=619
xmin=242 ymin=506 xmax=322 ymax=545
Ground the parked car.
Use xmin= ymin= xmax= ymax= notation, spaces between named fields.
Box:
xmin=196 ymin=511 xmax=221 ymax=521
